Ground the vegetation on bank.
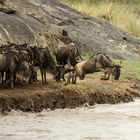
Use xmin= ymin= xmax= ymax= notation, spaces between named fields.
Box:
xmin=60 ymin=0 xmax=140 ymax=37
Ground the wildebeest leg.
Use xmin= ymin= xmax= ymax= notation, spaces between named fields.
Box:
xmin=62 ymin=72 xmax=66 ymax=81
xmin=33 ymin=71 xmax=38 ymax=82
xmin=1 ymin=72 xmax=4 ymax=85
xmin=28 ymin=74 xmax=33 ymax=84
xmin=44 ymin=71 xmax=46 ymax=83
xmin=44 ymin=70 xmax=48 ymax=84
xmin=67 ymin=59 xmax=71 ymax=81
xmin=16 ymin=78 xmax=23 ymax=87
xmin=40 ymin=67 xmax=44 ymax=83
xmin=28 ymin=72 xmax=32 ymax=84
xmin=103 ymin=73 xmax=107 ymax=79
xmin=28 ymin=66 xmax=33 ymax=84
xmin=64 ymin=73 xmax=76 ymax=85
xmin=10 ymin=72 xmax=14 ymax=88
xmin=3 ymin=72 xmax=10 ymax=87
xmin=30 ymin=68 xmax=38 ymax=83
xmin=106 ymin=73 xmax=111 ymax=80
xmin=72 ymin=75 xmax=77 ymax=84
xmin=59 ymin=65 xmax=65 ymax=81
xmin=103 ymin=73 xmax=109 ymax=80
xmin=71 ymin=71 xmax=76 ymax=84
xmin=65 ymin=76 xmax=71 ymax=85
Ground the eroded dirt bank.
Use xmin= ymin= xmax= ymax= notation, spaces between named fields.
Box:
xmin=0 ymin=78 xmax=140 ymax=114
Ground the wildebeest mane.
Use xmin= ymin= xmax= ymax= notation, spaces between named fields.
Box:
xmin=89 ymin=53 xmax=112 ymax=68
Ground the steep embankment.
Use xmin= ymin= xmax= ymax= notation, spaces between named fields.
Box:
xmin=0 ymin=78 xmax=140 ymax=113
xmin=1 ymin=0 xmax=140 ymax=60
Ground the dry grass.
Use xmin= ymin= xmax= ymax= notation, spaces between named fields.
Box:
xmin=60 ymin=0 xmax=140 ymax=37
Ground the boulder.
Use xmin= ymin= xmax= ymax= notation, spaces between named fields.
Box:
xmin=0 ymin=0 xmax=139 ymax=60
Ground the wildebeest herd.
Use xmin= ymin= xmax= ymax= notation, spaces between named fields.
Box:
xmin=0 ymin=41 xmax=121 ymax=88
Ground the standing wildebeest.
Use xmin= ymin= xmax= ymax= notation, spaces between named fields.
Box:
xmin=65 ymin=53 xmax=116 ymax=85
xmin=55 ymin=42 xmax=82 ymax=67
xmin=55 ymin=42 xmax=82 ymax=81
xmin=32 ymin=47 xmax=59 ymax=84
xmin=0 ymin=43 xmax=34 ymax=87
xmin=0 ymin=47 xmax=19 ymax=88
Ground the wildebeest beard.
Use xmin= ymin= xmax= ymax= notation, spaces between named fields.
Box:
xmin=114 ymin=65 xmax=121 ymax=80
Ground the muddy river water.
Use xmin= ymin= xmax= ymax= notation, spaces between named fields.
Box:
xmin=0 ymin=99 xmax=140 ymax=140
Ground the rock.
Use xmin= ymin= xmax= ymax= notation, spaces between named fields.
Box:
xmin=0 ymin=0 xmax=140 ymax=60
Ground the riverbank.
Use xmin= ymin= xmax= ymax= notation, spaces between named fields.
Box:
xmin=0 ymin=77 xmax=140 ymax=114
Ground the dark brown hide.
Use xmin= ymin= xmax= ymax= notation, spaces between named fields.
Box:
xmin=55 ymin=43 xmax=82 ymax=67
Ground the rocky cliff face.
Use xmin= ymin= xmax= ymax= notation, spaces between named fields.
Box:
xmin=0 ymin=0 xmax=140 ymax=60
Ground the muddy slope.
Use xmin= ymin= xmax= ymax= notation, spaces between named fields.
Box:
xmin=0 ymin=0 xmax=139 ymax=60
xmin=0 ymin=79 xmax=140 ymax=113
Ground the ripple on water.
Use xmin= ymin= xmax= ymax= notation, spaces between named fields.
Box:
xmin=0 ymin=100 xmax=140 ymax=140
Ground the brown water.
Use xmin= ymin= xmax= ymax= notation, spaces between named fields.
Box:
xmin=0 ymin=100 xmax=140 ymax=140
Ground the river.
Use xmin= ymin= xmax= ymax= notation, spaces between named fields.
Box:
xmin=0 ymin=100 xmax=140 ymax=140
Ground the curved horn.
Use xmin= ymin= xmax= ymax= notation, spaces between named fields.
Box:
xmin=21 ymin=50 xmax=28 ymax=54
xmin=10 ymin=49 xmax=19 ymax=54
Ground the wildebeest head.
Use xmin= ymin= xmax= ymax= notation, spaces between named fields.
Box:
xmin=112 ymin=64 xmax=121 ymax=80
xmin=69 ymin=43 xmax=82 ymax=65
xmin=16 ymin=61 xmax=32 ymax=82
xmin=0 ymin=44 xmax=11 ymax=54
xmin=30 ymin=46 xmax=40 ymax=65
xmin=52 ymin=64 xmax=62 ymax=81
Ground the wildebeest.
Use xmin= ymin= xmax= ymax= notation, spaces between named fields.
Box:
xmin=10 ymin=43 xmax=40 ymax=84
xmin=32 ymin=47 xmax=59 ymax=84
xmin=55 ymin=42 xmax=82 ymax=67
xmin=65 ymin=53 xmax=114 ymax=85
xmin=101 ymin=64 xmax=121 ymax=80
xmin=55 ymin=42 xmax=82 ymax=81
xmin=0 ymin=47 xmax=19 ymax=88
xmin=0 ymin=43 xmax=34 ymax=88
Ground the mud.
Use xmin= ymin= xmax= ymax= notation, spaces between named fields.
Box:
xmin=0 ymin=78 xmax=140 ymax=114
